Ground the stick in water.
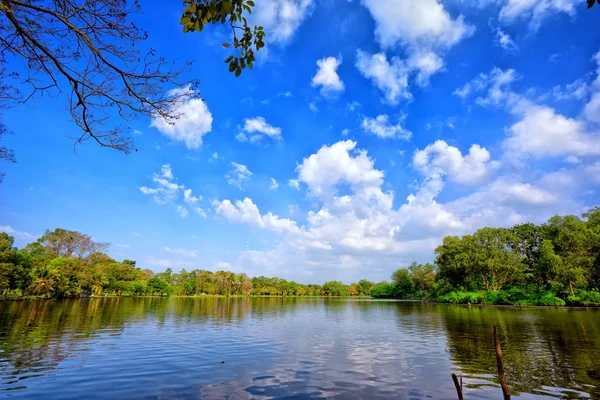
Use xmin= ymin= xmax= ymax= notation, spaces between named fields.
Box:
xmin=493 ymin=325 xmax=511 ymax=400
xmin=451 ymin=373 xmax=463 ymax=400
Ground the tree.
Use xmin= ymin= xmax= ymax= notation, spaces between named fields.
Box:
xmin=322 ymin=281 xmax=349 ymax=296
xmin=408 ymin=262 xmax=436 ymax=299
xmin=35 ymin=229 xmax=109 ymax=260
xmin=146 ymin=277 xmax=171 ymax=296
xmin=0 ymin=0 xmax=264 ymax=170
xmin=391 ymin=268 xmax=414 ymax=297
xmin=356 ymin=279 xmax=374 ymax=296
xmin=179 ymin=0 xmax=265 ymax=76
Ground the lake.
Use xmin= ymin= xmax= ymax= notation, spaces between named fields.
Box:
xmin=1 ymin=297 xmax=599 ymax=399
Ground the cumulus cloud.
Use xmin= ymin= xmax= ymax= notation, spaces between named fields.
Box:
xmin=226 ymin=162 xmax=253 ymax=189
xmin=361 ymin=114 xmax=412 ymax=140
xmin=269 ymin=178 xmax=279 ymax=190
xmin=492 ymin=26 xmax=518 ymax=52
xmin=296 ymin=140 xmax=384 ymax=198
xmin=312 ymin=56 xmax=344 ymax=95
xmin=150 ymin=86 xmax=213 ymax=150
xmin=251 ymin=0 xmax=314 ymax=44
xmin=505 ymin=104 xmax=600 ymax=158
xmin=355 ymin=50 xmax=410 ymax=104
xmin=215 ymin=198 xmax=300 ymax=234
xmin=236 ymin=116 xmax=282 ymax=143
xmin=413 ymin=140 xmax=499 ymax=185
xmin=360 ymin=0 xmax=474 ymax=49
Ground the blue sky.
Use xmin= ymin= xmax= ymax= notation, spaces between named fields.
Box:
xmin=2 ymin=0 xmax=600 ymax=283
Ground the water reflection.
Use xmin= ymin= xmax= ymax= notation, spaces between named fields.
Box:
xmin=0 ymin=298 xmax=599 ymax=399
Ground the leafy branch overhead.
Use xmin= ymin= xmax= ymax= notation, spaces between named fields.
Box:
xmin=180 ymin=0 xmax=265 ymax=77
xmin=589 ymin=0 xmax=600 ymax=8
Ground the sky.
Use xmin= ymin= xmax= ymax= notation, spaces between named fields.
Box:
xmin=1 ymin=0 xmax=600 ymax=284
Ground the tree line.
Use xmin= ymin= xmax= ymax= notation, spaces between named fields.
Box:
xmin=0 ymin=228 xmax=375 ymax=299
xmin=371 ymin=208 xmax=600 ymax=307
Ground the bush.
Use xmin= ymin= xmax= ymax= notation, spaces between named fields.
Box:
xmin=371 ymin=283 xmax=398 ymax=298
xmin=438 ymin=291 xmax=483 ymax=304
xmin=566 ymin=290 xmax=600 ymax=306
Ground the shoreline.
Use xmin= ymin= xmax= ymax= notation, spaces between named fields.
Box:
xmin=2 ymin=295 xmax=599 ymax=310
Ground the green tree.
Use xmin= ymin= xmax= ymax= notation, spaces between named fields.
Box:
xmin=146 ymin=277 xmax=172 ymax=296
xmin=356 ymin=279 xmax=374 ymax=296
xmin=391 ymin=268 xmax=414 ymax=297
xmin=322 ymin=281 xmax=350 ymax=296
xmin=408 ymin=262 xmax=436 ymax=299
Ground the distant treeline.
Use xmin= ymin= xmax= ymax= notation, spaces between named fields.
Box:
xmin=2 ymin=207 xmax=599 ymax=305
xmin=0 ymin=229 xmax=374 ymax=299
xmin=371 ymin=208 xmax=600 ymax=307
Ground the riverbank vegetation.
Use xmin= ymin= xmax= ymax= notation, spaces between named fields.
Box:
xmin=371 ymin=208 xmax=600 ymax=307
xmin=0 ymin=229 xmax=375 ymax=299
xmin=1 ymin=208 xmax=599 ymax=306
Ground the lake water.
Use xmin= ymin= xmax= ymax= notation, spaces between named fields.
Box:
xmin=1 ymin=297 xmax=599 ymax=399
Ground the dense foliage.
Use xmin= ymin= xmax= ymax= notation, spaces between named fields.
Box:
xmin=0 ymin=229 xmax=375 ymax=299
xmin=371 ymin=208 xmax=600 ymax=307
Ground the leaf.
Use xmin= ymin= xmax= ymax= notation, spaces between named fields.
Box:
xmin=588 ymin=0 xmax=595 ymax=8
xmin=235 ymin=67 xmax=242 ymax=77
xmin=225 ymin=56 xmax=234 ymax=63
xmin=247 ymin=0 xmax=255 ymax=6
xmin=222 ymin=0 xmax=234 ymax=14
xmin=179 ymin=15 xmax=189 ymax=25
xmin=222 ymin=43 xmax=230 ymax=48
xmin=228 ymin=62 xmax=236 ymax=72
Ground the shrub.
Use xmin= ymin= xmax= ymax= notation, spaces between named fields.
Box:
xmin=438 ymin=291 xmax=483 ymax=304
xmin=370 ymin=283 xmax=397 ymax=298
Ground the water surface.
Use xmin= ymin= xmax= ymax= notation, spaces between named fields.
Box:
xmin=1 ymin=297 xmax=599 ymax=399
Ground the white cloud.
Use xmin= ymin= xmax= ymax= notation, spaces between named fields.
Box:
xmin=361 ymin=114 xmax=412 ymax=140
xmin=296 ymin=140 xmax=384 ymax=198
xmin=505 ymin=104 xmax=600 ymax=158
xmin=360 ymin=0 xmax=474 ymax=50
xmin=357 ymin=0 xmax=473 ymax=88
xmin=341 ymin=128 xmax=350 ymax=136
xmin=140 ymin=164 xmax=184 ymax=204
xmin=251 ymin=0 xmax=314 ymax=44
xmin=312 ymin=56 xmax=344 ymax=95
xmin=195 ymin=207 xmax=208 ymax=218
xmin=227 ymin=162 xmax=253 ymax=189
xmin=116 ymin=243 xmax=130 ymax=249
xmin=140 ymin=164 xmax=206 ymax=216
xmin=585 ymin=49 xmax=600 ymax=123
xmin=212 ymin=152 xmax=219 ymax=160
xmin=183 ymin=188 xmax=202 ymax=204
xmin=236 ymin=116 xmax=282 ymax=143
xmin=150 ymin=85 xmax=213 ymax=150
xmin=493 ymin=26 xmax=518 ymax=52
xmin=498 ymin=0 xmax=577 ymax=31
xmin=163 ymin=247 xmax=197 ymax=257
xmin=211 ymin=137 xmax=599 ymax=282
xmin=279 ymin=91 xmax=293 ymax=97
xmin=355 ymin=50 xmax=410 ymax=104
xmin=288 ymin=179 xmax=300 ymax=190
xmin=215 ymin=198 xmax=301 ymax=234
xmin=0 ymin=225 xmax=36 ymax=240
xmin=309 ymin=102 xmax=318 ymax=112
xmin=269 ymin=178 xmax=279 ymax=190
xmin=454 ymin=67 xmax=518 ymax=106
xmin=552 ymin=79 xmax=589 ymax=101
xmin=407 ymin=51 xmax=445 ymax=85
xmin=414 ymin=140 xmax=498 ymax=185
